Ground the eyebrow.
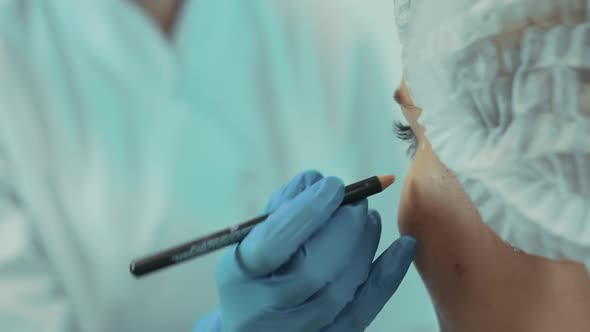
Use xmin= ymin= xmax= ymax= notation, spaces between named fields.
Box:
xmin=393 ymin=89 xmax=402 ymax=105
xmin=393 ymin=88 xmax=418 ymax=110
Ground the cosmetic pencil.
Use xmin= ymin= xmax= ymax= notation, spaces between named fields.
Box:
xmin=130 ymin=174 xmax=395 ymax=277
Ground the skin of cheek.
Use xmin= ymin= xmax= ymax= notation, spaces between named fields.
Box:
xmin=397 ymin=140 xmax=542 ymax=330
xmin=397 ymin=139 xmax=590 ymax=331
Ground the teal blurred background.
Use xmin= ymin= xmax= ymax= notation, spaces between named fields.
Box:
xmin=0 ymin=1 xmax=438 ymax=331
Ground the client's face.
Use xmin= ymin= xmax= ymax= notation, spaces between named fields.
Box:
xmin=395 ymin=81 xmax=590 ymax=332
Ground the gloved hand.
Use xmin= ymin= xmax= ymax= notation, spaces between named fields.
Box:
xmin=194 ymin=170 xmax=417 ymax=332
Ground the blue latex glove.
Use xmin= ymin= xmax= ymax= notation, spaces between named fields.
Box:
xmin=194 ymin=170 xmax=417 ymax=332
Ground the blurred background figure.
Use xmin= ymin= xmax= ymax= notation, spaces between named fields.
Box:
xmin=0 ymin=0 xmax=436 ymax=331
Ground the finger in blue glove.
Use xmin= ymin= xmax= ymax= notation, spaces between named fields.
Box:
xmin=279 ymin=208 xmax=383 ymax=331
xmin=232 ymin=175 xmax=345 ymax=277
xmin=264 ymin=170 xmax=324 ymax=213
xmin=323 ymin=235 xmax=418 ymax=331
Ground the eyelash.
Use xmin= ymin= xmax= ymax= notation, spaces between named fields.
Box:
xmin=393 ymin=121 xmax=417 ymax=157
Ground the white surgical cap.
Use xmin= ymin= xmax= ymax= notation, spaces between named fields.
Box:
xmin=394 ymin=0 xmax=590 ymax=270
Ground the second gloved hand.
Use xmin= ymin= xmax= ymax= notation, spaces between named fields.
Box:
xmin=195 ymin=170 xmax=417 ymax=332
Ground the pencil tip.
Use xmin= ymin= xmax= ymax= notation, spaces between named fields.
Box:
xmin=377 ymin=175 xmax=396 ymax=190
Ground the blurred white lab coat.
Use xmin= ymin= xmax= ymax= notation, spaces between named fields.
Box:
xmin=0 ymin=0 xmax=437 ymax=331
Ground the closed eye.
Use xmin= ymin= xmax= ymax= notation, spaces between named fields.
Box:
xmin=394 ymin=121 xmax=417 ymax=158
